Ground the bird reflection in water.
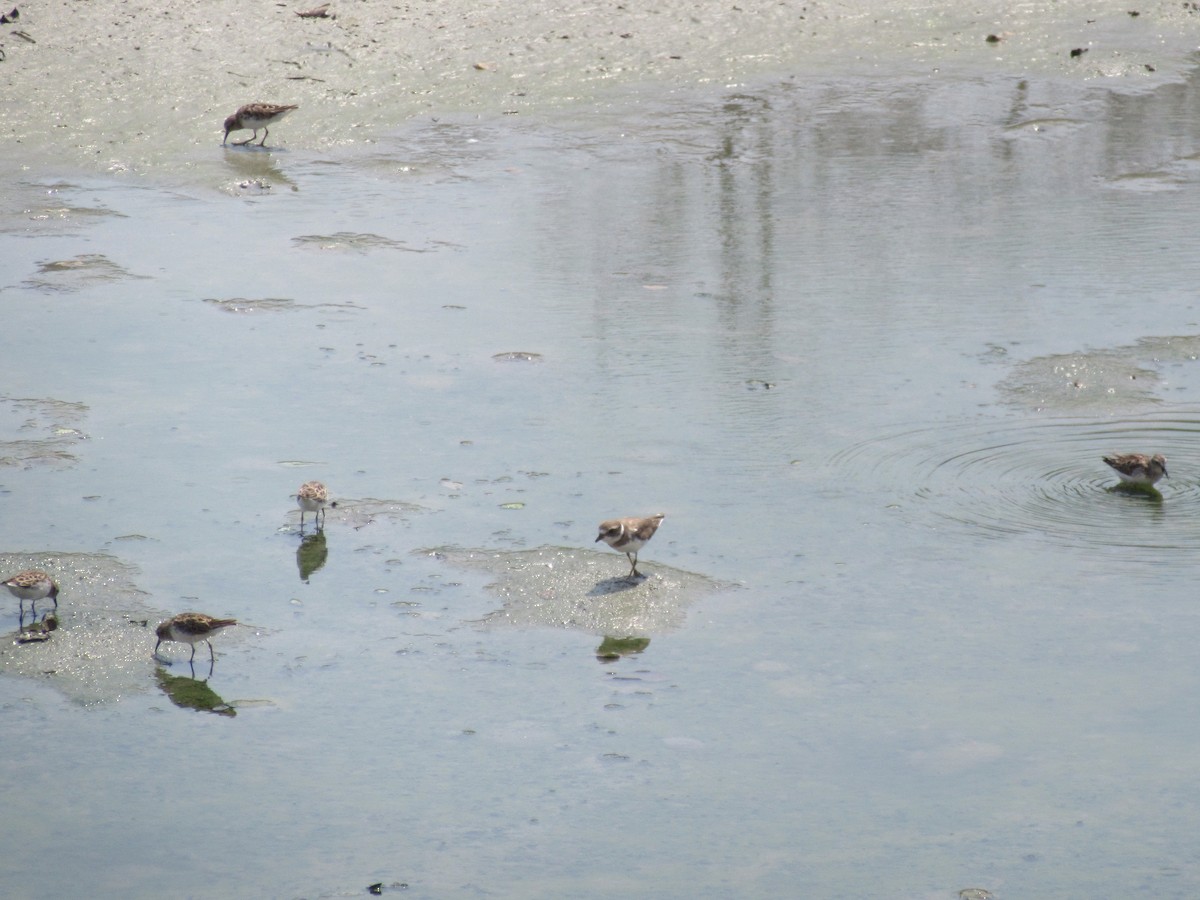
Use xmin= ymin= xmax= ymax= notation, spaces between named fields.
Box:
xmin=297 ymin=530 xmax=328 ymax=582
xmin=154 ymin=665 xmax=236 ymax=716
xmin=595 ymin=635 xmax=651 ymax=662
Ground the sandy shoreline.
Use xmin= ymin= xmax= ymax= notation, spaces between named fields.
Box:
xmin=0 ymin=0 xmax=1197 ymax=174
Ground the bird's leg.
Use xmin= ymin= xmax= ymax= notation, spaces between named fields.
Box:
xmin=234 ymin=131 xmax=257 ymax=146
xmin=257 ymin=128 xmax=269 ymax=146
xmin=189 ymin=643 xmax=197 ymax=662
xmin=627 ymin=552 xmax=640 ymax=578
xmin=207 ymin=640 xmax=216 ymax=664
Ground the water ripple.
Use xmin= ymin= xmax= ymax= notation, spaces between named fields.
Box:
xmin=832 ymin=409 xmax=1200 ymax=549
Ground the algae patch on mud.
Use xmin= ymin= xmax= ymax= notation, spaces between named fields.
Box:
xmin=428 ymin=546 xmax=730 ymax=637
xmin=0 ymin=396 xmax=89 ymax=470
xmin=284 ymin=496 xmax=425 ymax=534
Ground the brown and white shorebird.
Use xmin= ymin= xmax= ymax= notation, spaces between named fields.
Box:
xmin=154 ymin=612 xmax=238 ymax=663
xmin=222 ymin=103 xmax=299 ymax=147
xmin=1103 ymin=453 xmax=1168 ymax=486
xmin=595 ymin=513 xmax=666 ymax=579
xmin=2 ymin=570 xmax=59 ymax=613
xmin=297 ymin=480 xmax=330 ymax=531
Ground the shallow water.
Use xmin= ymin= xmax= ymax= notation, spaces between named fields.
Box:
xmin=4 ymin=67 xmax=1200 ymax=898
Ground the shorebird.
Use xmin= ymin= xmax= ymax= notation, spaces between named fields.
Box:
xmin=595 ymin=513 xmax=666 ymax=578
xmin=154 ymin=612 xmax=238 ymax=663
xmin=222 ymin=103 xmax=299 ymax=147
xmin=1103 ymin=453 xmax=1168 ymax=486
xmin=2 ymin=570 xmax=59 ymax=615
xmin=297 ymin=480 xmax=329 ymax=531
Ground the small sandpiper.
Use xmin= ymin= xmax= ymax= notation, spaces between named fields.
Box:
xmin=2 ymin=570 xmax=59 ymax=614
xmin=595 ymin=513 xmax=666 ymax=578
xmin=154 ymin=612 xmax=238 ymax=663
xmin=222 ymin=103 xmax=299 ymax=147
xmin=1103 ymin=453 xmax=1168 ymax=486
xmin=297 ymin=480 xmax=330 ymax=531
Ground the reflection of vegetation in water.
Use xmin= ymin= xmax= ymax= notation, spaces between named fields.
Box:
xmin=595 ymin=635 xmax=651 ymax=662
xmin=297 ymin=531 xmax=328 ymax=582
xmin=155 ymin=667 xmax=236 ymax=717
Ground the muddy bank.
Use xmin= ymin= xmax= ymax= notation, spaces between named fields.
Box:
xmin=0 ymin=0 xmax=1197 ymax=174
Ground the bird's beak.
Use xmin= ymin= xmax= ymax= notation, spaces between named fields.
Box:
xmin=594 ymin=535 xmax=603 ymax=542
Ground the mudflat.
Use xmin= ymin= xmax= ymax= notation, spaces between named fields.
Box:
xmin=1 ymin=0 xmax=1196 ymax=173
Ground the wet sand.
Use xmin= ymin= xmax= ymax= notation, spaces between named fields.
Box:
xmin=1 ymin=0 xmax=1197 ymax=174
